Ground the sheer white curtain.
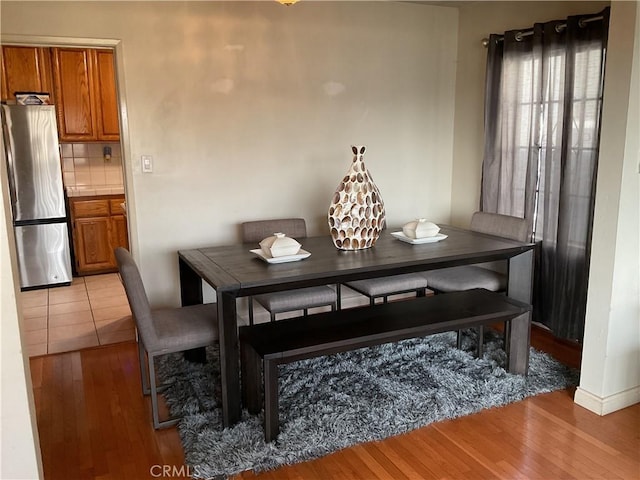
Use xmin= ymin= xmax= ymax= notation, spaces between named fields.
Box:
xmin=481 ymin=8 xmax=609 ymax=341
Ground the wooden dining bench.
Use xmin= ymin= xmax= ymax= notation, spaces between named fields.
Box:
xmin=239 ymin=288 xmax=532 ymax=442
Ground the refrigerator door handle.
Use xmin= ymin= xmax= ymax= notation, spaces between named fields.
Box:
xmin=1 ymin=111 xmax=18 ymax=219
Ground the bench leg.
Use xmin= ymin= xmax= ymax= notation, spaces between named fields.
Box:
xmin=456 ymin=330 xmax=463 ymax=349
xmin=241 ymin=341 xmax=262 ymax=414
xmin=263 ymin=359 xmax=280 ymax=442
xmin=503 ymin=319 xmax=511 ymax=358
xmin=476 ymin=325 xmax=484 ymax=358
xmin=507 ymin=312 xmax=531 ymax=375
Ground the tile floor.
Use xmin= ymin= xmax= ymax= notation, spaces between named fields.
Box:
xmin=20 ymin=273 xmax=135 ymax=357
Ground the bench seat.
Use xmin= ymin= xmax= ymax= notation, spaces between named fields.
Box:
xmin=240 ymin=288 xmax=531 ymax=442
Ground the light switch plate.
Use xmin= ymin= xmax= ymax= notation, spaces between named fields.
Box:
xmin=141 ymin=155 xmax=153 ymax=173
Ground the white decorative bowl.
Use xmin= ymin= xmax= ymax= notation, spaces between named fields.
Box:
xmin=402 ymin=219 xmax=440 ymax=239
xmin=259 ymin=233 xmax=301 ymax=258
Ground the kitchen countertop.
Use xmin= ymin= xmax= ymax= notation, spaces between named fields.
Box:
xmin=66 ymin=186 xmax=125 ymax=197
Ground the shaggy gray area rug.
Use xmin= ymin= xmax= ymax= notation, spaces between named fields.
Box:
xmin=157 ymin=330 xmax=578 ymax=479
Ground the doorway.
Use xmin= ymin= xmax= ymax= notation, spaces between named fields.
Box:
xmin=1 ymin=36 xmax=134 ymax=355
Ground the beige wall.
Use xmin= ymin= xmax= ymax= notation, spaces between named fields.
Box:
xmin=0 ymin=124 xmax=42 ymax=477
xmin=1 ymin=1 xmax=459 ymax=306
xmin=576 ymin=0 xmax=640 ymax=413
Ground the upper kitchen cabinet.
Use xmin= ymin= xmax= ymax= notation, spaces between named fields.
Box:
xmin=51 ymin=47 xmax=119 ymax=142
xmin=94 ymin=50 xmax=119 ymax=141
xmin=0 ymin=46 xmax=54 ymax=102
xmin=51 ymin=48 xmax=96 ymax=141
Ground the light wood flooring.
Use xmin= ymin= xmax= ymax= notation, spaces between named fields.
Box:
xmin=20 ymin=273 xmax=135 ymax=357
xmin=30 ymin=328 xmax=639 ymax=480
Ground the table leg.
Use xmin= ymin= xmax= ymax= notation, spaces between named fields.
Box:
xmin=179 ymin=258 xmax=206 ymax=363
xmin=218 ymin=290 xmax=241 ymax=427
xmin=240 ymin=340 xmax=261 ymax=414
xmin=508 ymin=249 xmax=534 ymax=304
xmin=179 ymin=257 xmax=203 ymax=306
xmin=507 ymin=249 xmax=534 ymax=374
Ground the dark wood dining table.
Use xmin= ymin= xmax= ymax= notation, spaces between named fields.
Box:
xmin=178 ymin=225 xmax=535 ymax=427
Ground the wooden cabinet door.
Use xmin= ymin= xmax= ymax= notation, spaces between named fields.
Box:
xmin=1 ymin=46 xmax=53 ymax=102
xmin=52 ymin=47 xmax=98 ymax=141
xmin=74 ymin=217 xmax=114 ymax=273
xmin=94 ymin=50 xmax=119 ymax=140
xmin=110 ymin=215 xmax=129 ymax=251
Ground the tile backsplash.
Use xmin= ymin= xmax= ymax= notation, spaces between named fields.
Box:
xmin=61 ymin=143 xmax=124 ymax=197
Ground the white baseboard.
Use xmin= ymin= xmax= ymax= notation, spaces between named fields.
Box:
xmin=574 ymin=385 xmax=640 ymax=415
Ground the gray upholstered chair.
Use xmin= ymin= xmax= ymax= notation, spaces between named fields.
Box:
xmin=343 ymin=228 xmax=430 ymax=306
xmin=115 ymin=247 xmax=219 ymax=429
xmin=344 ymin=273 xmax=429 ymax=306
xmin=241 ymin=218 xmax=338 ymax=324
xmin=423 ymin=211 xmax=528 ymax=354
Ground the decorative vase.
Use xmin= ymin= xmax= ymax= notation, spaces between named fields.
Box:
xmin=328 ymin=145 xmax=386 ymax=250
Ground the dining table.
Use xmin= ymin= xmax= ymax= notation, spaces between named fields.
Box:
xmin=178 ymin=225 xmax=535 ymax=427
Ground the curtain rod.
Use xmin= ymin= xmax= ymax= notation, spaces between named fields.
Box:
xmin=481 ymin=14 xmax=604 ymax=47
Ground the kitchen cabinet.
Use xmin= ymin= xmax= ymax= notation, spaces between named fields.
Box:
xmin=51 ymin=47 xmax=119 ymax=142
xmin=51 ymin=48 xmax=95 ymax=141
xmin=74 ymin=216 xmax=113 ymax=273
xmin=94 ymin=50 xmax=120 ymax=141
xmin=70 ymin=195 xmax=128 ymax=275
xmin=109 ymin=199 xmax=129 ymax=251
xmin=0 ymin=46 xmax=54 ymax=103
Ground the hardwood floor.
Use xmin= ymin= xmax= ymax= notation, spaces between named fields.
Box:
xmin=30 ymin=329 xmax=639 ymax=480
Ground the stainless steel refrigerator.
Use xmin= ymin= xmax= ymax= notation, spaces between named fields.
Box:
xmin=1 ymin=104 xmax=72 ymax=289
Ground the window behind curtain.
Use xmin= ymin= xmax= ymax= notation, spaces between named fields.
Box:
xmin=481 ymin=9 xmax=609 ymax=341
xmin=497 ymin=34 xmax=605 ymax=240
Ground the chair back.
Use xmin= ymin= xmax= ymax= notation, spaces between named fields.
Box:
xmin=470 ymin=212 xmax=528 ymax=276
xmin=470 ymin=212 xmax=528 ymax=242
xmin=241 ymin=218 xmax=307 ymax=243
xmin=114 ymin=247 xmax=157 ymax=347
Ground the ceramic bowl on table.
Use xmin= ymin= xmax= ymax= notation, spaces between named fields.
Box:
xmin=402 ymin=219 xmax=440 ymax=239
xmin=259 ymin=233 xmax=301 ymax=258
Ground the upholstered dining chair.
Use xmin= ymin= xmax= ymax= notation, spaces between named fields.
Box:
xmin=343 ymin=228 xmax=430 ymax=306
xmin=241 ymin=218 xmax=338 ymax=324
xmin=115 ymin=247 xmax=219 ymax=429
xmin=344 ymin=273 xmax=430 ymax=307
xmin=422 ymin=211 xmax=528 ymax=354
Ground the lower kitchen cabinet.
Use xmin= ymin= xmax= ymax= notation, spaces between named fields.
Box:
xmin=70 ymin=195 xmax=128 ymax=275
xmin=74 ymin=217 xmax=113 ymax=273
xmin=111 ymin=214 xmax=128 ymax=252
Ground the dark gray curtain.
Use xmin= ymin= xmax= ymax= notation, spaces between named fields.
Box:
xmin=481 ymin=8 xmax=610 ymax=341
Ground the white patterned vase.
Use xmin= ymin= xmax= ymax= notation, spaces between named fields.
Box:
xmin=328 ymin=145 xmax=386 ymax=250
